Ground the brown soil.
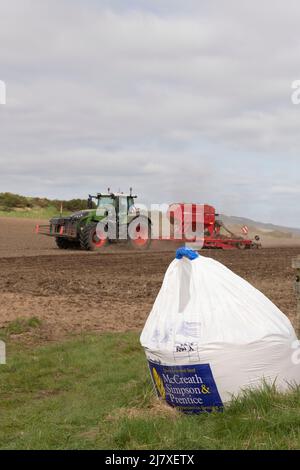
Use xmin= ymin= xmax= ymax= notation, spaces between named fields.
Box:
xmin=0 ymin=218 xmax=299 ymax=343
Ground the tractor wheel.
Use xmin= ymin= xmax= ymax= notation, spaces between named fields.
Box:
xmin=128 ymin=218 xmax=151 ymax=250
xmin=55 ymin=237 xmax=80 ymax=250
xmin=79 ymin=222 xmax=108 ymax=251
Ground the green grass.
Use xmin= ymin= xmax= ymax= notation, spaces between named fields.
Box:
xmin=0 ymin=206 xmax=70 ymax=219
xmin=0 ymin=317 xmax=42 ymax=340
xmin=0 ymin=332 xmax=299 ymax=450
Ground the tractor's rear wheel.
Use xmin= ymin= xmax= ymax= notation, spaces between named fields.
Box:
xmin=79 ymin=222 xmax=108 ymax=251
xmin=128 ymin=218 xmax=151 ymax=250
xmin=55 ymin=237 xmax=80 ymax=250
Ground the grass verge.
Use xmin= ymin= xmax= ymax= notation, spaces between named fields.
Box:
xmin=0 ymin=317 xmax=42 ymax=340
xmin=0 ymin=207 xmax=70 ymax=219
xmin=0 ymin=332 xmax=299 ymax=450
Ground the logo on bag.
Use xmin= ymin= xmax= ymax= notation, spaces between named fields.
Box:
xmin=149 ymin=361 xmax=223 ymax=414
xmin=175 ymin=342 xmax=196 ymax=353
xmin=151 ymin=367 xmax=166 ymax=399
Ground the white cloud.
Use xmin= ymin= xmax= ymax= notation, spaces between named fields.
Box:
xmin=0 ymin=0 xmax=300 ymax=225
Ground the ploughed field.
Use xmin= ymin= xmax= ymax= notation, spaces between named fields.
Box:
xmin=0 ymin=217 xmax=299 ymax=342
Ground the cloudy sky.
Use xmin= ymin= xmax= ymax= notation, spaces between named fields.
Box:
xmin=0 ymin=0 xmax=300 ymax=226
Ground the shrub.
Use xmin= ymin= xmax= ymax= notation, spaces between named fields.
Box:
xmin=0 ymin=193 xmax=93 ymax=212
xmin=0 ymin=192 xmax=30 ymax=209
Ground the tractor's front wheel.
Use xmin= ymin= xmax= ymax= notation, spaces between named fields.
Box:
xmin=79 ymin=222 xmax=108 ymax=251
xmin=55 ymin=237 xmax=80 ymax=250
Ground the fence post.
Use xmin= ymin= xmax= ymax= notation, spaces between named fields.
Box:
xmin=0 ymin=340 xmax=6 ymax=364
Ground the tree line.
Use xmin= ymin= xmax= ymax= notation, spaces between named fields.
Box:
xmin=0 ymin=192 xmax=94 ymax=212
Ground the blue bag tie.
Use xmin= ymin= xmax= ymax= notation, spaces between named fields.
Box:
xmin=175 ymin=247 xmax=199 ymax=260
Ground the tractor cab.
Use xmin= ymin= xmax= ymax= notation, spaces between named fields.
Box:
xmin=88 ymin=191 xmax=137 ymax=216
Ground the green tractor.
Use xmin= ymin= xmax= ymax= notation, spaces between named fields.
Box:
xmin=37 ymin=190 xmax=152 ymax=251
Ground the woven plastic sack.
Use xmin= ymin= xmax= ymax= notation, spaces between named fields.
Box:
xmin=140 ymin=247 xmax=300 ymax=414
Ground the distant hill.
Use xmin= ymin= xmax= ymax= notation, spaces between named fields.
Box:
xmin=220 ymin=214 xmax=300 ymax=236
xmin=219 ymin=214 xmax=300 ymax=247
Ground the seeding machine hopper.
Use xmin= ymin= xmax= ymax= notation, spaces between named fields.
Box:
xmin=167 ymin=203 xmax=261 ymax=249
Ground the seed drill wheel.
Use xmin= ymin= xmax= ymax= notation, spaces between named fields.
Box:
xmin=79 ymin=222 xmax=108 ymax=251
xmin=237 ymin=242 xmax=246 ymax=250
xmin=128 ymin=218 xmax=151 ymax=250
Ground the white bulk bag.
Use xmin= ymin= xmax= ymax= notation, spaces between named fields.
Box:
xmin=140 ymin=247 xmax=300 ymax=414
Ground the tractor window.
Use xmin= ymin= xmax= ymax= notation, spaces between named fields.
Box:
xmin=128 ymin=197 xmax=135 ymax=210
xmin=119 ymin=197 xmax=128 ymax=216
xmin=97 ymin=196 xmax=115 ymax=208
